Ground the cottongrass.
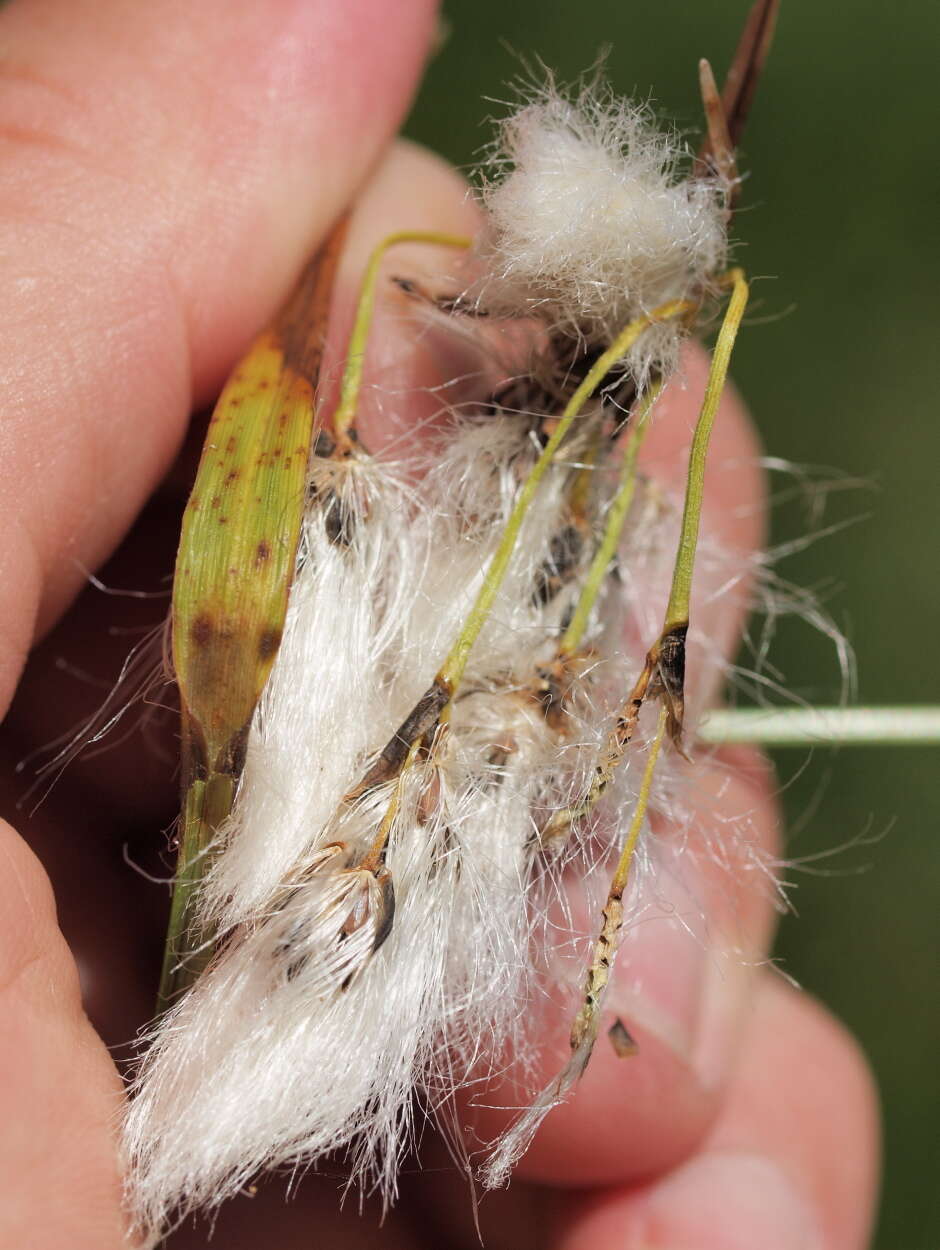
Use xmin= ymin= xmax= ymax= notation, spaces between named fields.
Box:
xmin=122 ymin=80 xmax=756 ymax=1239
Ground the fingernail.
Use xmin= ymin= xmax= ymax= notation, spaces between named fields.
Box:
xmin=606 ymin=832 xmax=754 ymax=1090
xmin=639 ymin=1151 xmax=822 ymax=1250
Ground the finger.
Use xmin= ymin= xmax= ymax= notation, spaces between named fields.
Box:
xmin=0 ymin=818 xmax=128 ymax=1248
xmin=0 ymin=0 xmax=438 ymax=710
xmin=553 ymin=973 xmax=879 ymax=1250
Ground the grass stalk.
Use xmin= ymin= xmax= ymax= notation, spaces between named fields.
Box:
xmin=559 ymin=381 xmax=662 ymax=656
xmin=699 ymin=705 xmax=940 ymax=747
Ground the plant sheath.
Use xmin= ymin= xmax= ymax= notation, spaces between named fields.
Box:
xmin=159 ymin=224 xmax=346 ymax=1010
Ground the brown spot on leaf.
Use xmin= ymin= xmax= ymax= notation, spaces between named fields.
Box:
xmin=191 ymin=615 xmax=213 ymax=646
xmin=255 ymin=540 xmax=272 ymax=566
xmin=224 ymin=469 xmax=240 ymax=485
xmin=258 ymin=628 xmax=282 ymax=661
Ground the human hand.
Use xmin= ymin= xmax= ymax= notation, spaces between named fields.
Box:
xmin=0 ymin=1 xmax=878 ymax=1246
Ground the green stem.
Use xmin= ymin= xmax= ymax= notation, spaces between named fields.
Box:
xmin=560 ymin=381 xmax=662 ymax=655
xmin=664 ymin=268 xmax=748 ymax=632
xmin=698 ymin=706 xmax=940 ymax=747
xmin=158 ymin=771 xmax=235 ymax=1010
xmin=331 ymin=230 xmax=472 ymax=438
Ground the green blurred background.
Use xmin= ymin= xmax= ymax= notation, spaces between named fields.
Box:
xmin=406 ymin=2 xmax=938 ymax=1245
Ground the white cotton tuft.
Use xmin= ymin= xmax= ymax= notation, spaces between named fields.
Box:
xmin=122 ymin=413 xmax=620 ymax=1238
xmin=120 ymin=407 xmax=796 ymax=1238
xmin=470 ymin=83 xmax=729 ymax=380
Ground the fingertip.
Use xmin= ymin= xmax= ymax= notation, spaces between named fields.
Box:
xmin=553 ymin=974 xmax=880 ymax=1250
xmin=0 ymin=816 xmax=62 ymax=982
xmin=554 ymin=1150 xmax=823 ymax=1250
xmin=505 ymin=1025 xmax=717 ymax=1189
xmin=0 ymin=818 xmax=129 ymax=1247
xmin=717 ymin=976 xmax=881 ymax=1250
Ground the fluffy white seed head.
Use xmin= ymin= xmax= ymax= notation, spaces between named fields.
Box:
xmin=119 ymin=78 xmax=814 ymax=1238
xmin=121 ymin=414 xmax=827 ymax=1237
xmin=470 ymin=82 xmax=729 ymax=382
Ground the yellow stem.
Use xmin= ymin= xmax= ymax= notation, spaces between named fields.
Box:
xmin=560 ymin=381 xmax=662 ymax=655
xmin=438 ymin=296 xmax=696 ymax=693
xmin=610 ymin=705 xmax=667 ymax=896
xmin=331 ymin=230 xmax=473 ymax=438
xmin=569 ymin=705 xmax=668 ymax=1055
xmin=664 ymin=268 xmax=749 ymax=631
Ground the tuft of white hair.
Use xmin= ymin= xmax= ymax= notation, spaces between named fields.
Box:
xmin=122 ymin=411 xmax=623 ymax=1236
xmin=120 ymin=411 xmax=822 ymax=1235
xmin=470 ymin=81 xmax=729 ymax=383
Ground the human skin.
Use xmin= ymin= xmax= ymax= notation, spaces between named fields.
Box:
xmin=0 ymin=1 xmax=879 ymax=1247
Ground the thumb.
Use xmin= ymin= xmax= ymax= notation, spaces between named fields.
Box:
xmin=0 ymin=816 xmax=129 ymax=1246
